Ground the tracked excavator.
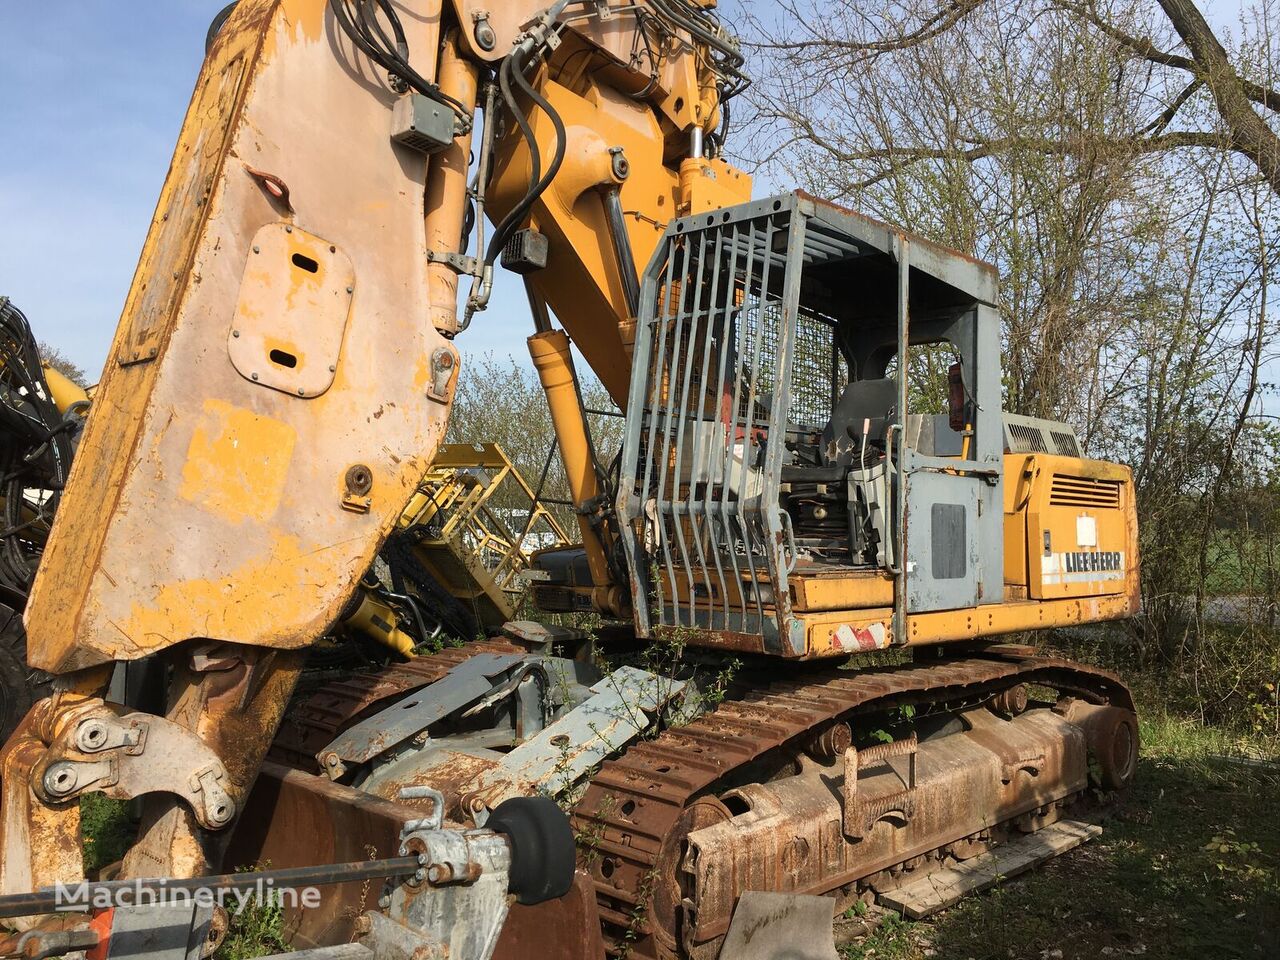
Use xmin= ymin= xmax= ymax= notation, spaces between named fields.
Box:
xmin=0 ymin=3 xmax=1142 ymax=960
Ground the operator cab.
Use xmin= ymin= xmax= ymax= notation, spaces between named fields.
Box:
xmin=617 ymin=192 xmax=1006 ymax=653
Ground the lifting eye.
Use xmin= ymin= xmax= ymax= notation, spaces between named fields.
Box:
xmin=291 ymin=252 xmax=319 ymax=274
xmin=269 ymin=349 xmax=298 ymax=369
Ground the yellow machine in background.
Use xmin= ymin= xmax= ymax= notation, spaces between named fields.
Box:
xmin=347 ymin=442 xmax=570 ymax=654
xmin=0 ymin=298 xmax=91 ymax=742
xmin=398 ymin=442 xmax=569 ymax=625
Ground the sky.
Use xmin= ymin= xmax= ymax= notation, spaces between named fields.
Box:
xmin=0 ymin=0 xmax=1249 ymax=381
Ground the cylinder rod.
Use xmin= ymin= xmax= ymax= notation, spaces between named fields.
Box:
xmin=602 ymin=188 xmax=641 ymax=320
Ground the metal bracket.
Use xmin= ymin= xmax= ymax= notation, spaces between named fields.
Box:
xmin=427 ymin=346 xmax=458 ymax=404
xmin=37 ymin=705 xmax=238 ymax=830
xmin=842 ymin=734 xmax=918 ymax=840
xmin=398 ymin=786 xmax=446 ymax=832
xmin=426 ymin=250 xmax=481 ymax=277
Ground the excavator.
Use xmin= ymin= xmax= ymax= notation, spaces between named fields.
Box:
xmin=0 ymin=2 xmax=1143 ymax=960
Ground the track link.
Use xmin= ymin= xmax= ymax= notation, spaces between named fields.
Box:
xmin=269 ymin=638 xmax=522 ymax=771
xmin=571 ymin=651 xmax=1133 ymax=958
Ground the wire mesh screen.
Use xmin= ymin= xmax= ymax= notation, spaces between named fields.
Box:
xmin=620 ymin=206 xmax=812 ymax=641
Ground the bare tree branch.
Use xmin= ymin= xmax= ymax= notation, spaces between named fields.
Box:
xmin=1055 ymin=0 xmax=1280 ymax=113
xmin=1155 ymin=0 xmax=1280 ymax=194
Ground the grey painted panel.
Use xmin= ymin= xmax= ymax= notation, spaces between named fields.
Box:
xmin=905 ymin=466 xmax=979 ymax=613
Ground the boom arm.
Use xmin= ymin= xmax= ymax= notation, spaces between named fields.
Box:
xmin=25 ymin=0 xmax=747 ymax=676
xmin=2 ymin=0 xmax=751 ymax=898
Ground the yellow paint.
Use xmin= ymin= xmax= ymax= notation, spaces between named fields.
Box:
xmin=179 ymin=399 xmax=296 ymax=525
xmin=648 ymin=451 xmax=1139 ymax=660
xmin=529 ymin=331 xmax=614 ymax=596
xmin=113 ymin=534 xmax=354 ymax=654
xmin=802 ymin=591 xmax=1138 ymax=659
xmin=41 ymin=366 xmax=89 ymax=415
xmin=487 ymin=56 xmax=752 ymax=408
xmin=345 ymin=589 xmax=416 ymax=656
xmin=283 ymin=0 xmax=326 ymax=45
xmin=25 ymin=4 xmax=266 ymax=674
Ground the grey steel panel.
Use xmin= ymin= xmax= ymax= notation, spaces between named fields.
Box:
xmin=323 ymin=654 xmax=528 ymax=765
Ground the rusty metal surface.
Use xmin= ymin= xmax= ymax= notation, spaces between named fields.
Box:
xmin=492 ymin=870 xmax=605 ymax=960
xmin=123 ymin=645 xmax=305 ymax=881
xmin=226 ymin=762 xmax=419 ymax=951
xmin=26 ymin=0 xmax=459 ymax=674
xmin=319 ymin=654 xmax=529 ymax=772
xmin=269 ymin=640 xmax=521 ymax=772
xmin=571 ymin=652 xmax=1134 ymax=958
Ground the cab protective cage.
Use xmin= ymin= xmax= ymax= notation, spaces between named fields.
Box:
xmin=617 ymin=192 xmax=1005 ymax=657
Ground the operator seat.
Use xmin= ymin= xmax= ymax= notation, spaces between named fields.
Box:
xmin=822 ymin=378 xmax=897 ymax=466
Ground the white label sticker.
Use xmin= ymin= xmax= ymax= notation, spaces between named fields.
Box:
xmin=1076 ymin=515 xmax=1098 ymax=547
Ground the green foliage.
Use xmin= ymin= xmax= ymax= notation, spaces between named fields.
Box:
xmin=215 ymin=894 xmax=289 ymax=960
xmin=215 ymin=865 xmax=290 ymax=960
xmin=79 ymin=794 xmax=132 ymax=876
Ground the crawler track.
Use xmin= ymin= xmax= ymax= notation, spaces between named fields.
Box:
xmin=270 ymin=644 xmax=1133 ymax=959
xmin=571 ymin=650 xmax=1133 ymax=958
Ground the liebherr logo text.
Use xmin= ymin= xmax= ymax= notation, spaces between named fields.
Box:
xmin=1062 ymin=551 xmax=1123 ymax=573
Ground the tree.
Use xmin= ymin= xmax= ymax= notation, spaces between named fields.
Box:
xmin=745 ymin=0 xmax=1280 ymax=193
xmin=740 ymin=0 xmax=1280 ymax=702
xmin=446 ymin=352 xmax=623 ymax=536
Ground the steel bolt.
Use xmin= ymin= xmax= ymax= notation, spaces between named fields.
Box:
xmin=253 ymin=246 xmax=260 ymax=254
xmin=232 ymin=330 xmax=240 ymax=338
xmin=285 ymin=225 xmax=293 ymax=233
xmin=251 ymin=373 xmax=259 ymax=381
xmin=297 ymin=388 xmax=306 ymax=396
xmin=346 ymin=285 xmax=354 ymax=294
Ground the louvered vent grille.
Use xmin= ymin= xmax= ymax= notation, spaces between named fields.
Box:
xmin=1008 ymin=423 xmax=1048 ymax=453
xmin=1050 ymin=430 xmax=1081 ymax=458
xmin=1050 ymin=474 xmax=1121 ymax=508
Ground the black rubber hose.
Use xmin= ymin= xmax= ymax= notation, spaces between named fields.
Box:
xmin=205 ymin=2 xmax=239 ymax=53
xmin=484 ymin=52 xmax=542 ymax=265
xmin=484 ymin=51 xmax=568 ymax=267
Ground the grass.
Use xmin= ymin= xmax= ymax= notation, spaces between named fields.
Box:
xmin=75 ymin=672 xmax=1276 ymax=960
xmin=75 ymin=799 xmax=289 ymax=960
xmin=214 ymin=883 xmax=290 ymax=960
xmin=840 ymin=713 xmax=1280 ymax=960
xmin=79 ymin=794 xmax=132 ymax=876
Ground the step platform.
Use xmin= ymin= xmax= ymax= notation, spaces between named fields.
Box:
xmin=878 ymin=820 xmax=1103 ymax=920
